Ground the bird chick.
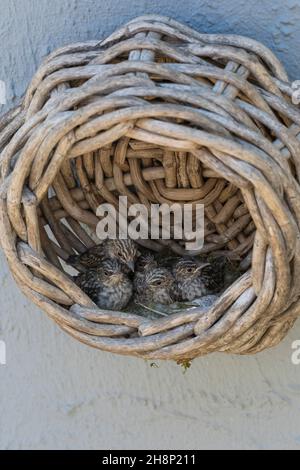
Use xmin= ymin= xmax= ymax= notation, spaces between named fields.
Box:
xmin=171 ymin=258 xmax=210 ymax=302
xmin=68 ymin=238 xmax=140 ymax=273
xmin=135 ymin=267 xmax=174 ymax=305
xmin=201 ymin=256 xmax=227 ymax=293
xmin=133 ymin=252 xmax=158 ymax=293
xmin=74 ymin=259 xmax=133 ymax=310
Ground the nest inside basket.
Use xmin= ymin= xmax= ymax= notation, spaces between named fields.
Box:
xmin=1 ymin=14 xmax=300 ymax=361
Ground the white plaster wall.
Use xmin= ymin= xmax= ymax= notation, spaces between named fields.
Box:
xmin=1 ymin=0 xmax=300 ymax=450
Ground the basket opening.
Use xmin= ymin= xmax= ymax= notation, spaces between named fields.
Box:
xmin=40 ymin=138 xmax=255 ymax=286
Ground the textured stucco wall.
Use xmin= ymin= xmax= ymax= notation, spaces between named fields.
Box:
xmin=1 ymin=0 xmax=300 ymax=450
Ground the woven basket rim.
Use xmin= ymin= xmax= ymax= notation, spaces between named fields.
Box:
xmin=0 ymin=14 xmax=299 ymax=361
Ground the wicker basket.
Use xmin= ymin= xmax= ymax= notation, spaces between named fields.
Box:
xmin=1 ymin=14 xmax=300 ymax=361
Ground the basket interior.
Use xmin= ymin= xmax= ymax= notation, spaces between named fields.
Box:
xmin=40 ymin=138 xmax=255 ymax=281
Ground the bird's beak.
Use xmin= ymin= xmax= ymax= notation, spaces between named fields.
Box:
xmin=196 ymin=262 xmax=210 ymax=272
xmin=127 ymin=260 xmax=135 ymax=272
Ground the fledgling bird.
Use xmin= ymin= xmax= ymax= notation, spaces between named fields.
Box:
xmin=135 ymin=266 xmax=175 ymax=305
xmin=74 ymin=259 xmax=133 ymax=310
xmin=171 ymin=258 xmax=211 ymax=302
xmin=67 ymin=238 xmax=140 ymax=273
xmin=133 ymin=252 xmax=158 ymax=293
xmin=200 ymin=256 xmax=227 ymax=293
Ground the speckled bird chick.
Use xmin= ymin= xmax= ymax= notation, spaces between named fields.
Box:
xmin=74 ymin=259 xmax=133 ymax=310
xmin=133 ymin=252 xmax=158 ymax=293
xmin=171 ymin=258 xmax=211 ymax=302
xmin=68 ymin=238 xmax=140 ymax=273
xmin=135 ymin=267 xmax=174 ymax=305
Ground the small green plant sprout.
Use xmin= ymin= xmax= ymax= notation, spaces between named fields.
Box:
xmin=177 ymin=359 xmax=192 ymax=373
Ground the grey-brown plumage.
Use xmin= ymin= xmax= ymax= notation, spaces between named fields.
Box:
xmin=68 ymin=238 xmax=140 ymax=273
xmin=74 ymin=259 xmax=133 ymax=310
xmin=133 ymin=252 xmax=158 ymax=293
xmin=171 ymin=258 xmax=210 ymax=302
xmin=135 ymin=266 xmax=174 ymax=305
xmin=171 ymin=257 xmax=226 ymax=301
xmin=201 ymin=256 xmax=227 ymax=293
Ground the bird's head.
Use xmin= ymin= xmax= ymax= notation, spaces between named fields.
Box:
xmin=172 ymin=258 xmax=210 ymax=281
xmin=108 ymin=239 xmax=140 ymax=272
xmin=144 ymin=267 xmax=174 ymax=291
xmin=97 ymin=259 xmax=127 ymax=286
xmin=135 ymin=252 xmax=157 ymax=272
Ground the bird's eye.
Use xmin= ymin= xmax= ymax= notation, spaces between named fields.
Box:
xmin=103 ymin=270 xmax=109 ymax=276
xmin=117 ymin=251 xmax=122 ymax=257
xmin=187 ymin=267 xmax=193 ymax=272
xmin=155 ymin=280 xmax=162 ymax=286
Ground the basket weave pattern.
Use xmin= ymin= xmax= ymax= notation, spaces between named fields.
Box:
xmin=1 ymin=15 xmax=300 ymax=360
